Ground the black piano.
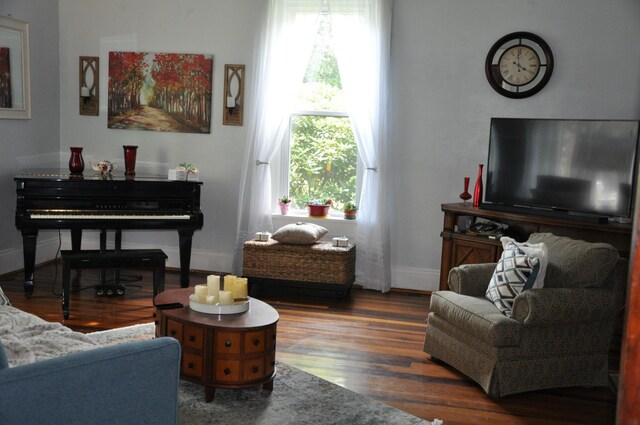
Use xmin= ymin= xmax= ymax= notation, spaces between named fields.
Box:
xmin=15 ymin=169 xmax=204 ymax=296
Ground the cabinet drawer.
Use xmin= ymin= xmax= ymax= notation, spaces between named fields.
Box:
xmin=215 ymin=359 xmax=241 ymax=382
xmin=244 ymin=330 xmax=266 ymax=354
xmin=183 ymin=325 xmax=204 ymax=350
xmin=216 ymin=332 xmax=241 ymax=354
xmin=166 ymin=320 xmax=183 ymax=342
xmin=451 ymin=239 xmax=500 ymax=267
xmin=182 ymin=352 xmax=203 ymax=378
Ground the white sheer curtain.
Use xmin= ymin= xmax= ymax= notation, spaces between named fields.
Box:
xmin=234 ymin=0 xmax=393 ymax=293
xmin=332 ymin=0 xmax=393 ymax=292
xmin=233 ymin=0 xmax=321 ymax=274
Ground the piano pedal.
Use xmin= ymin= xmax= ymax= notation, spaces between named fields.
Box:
xmin=95 ymin=285 xmax=126 ymax=297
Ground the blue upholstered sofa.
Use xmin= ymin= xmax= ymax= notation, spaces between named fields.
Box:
xmin=0 ymin=305 xmax=181 ymax=425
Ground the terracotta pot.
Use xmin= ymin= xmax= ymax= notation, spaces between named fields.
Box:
xmin=344 ymin=210 xmax=357 ymax=220
xmin=308 ymin=205 xmax=330 ymax=217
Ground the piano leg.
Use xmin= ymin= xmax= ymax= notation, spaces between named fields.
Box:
xmin=178 ymin=228 xmax=195 ymax=288
xmin=71 ymin=228 xmax=82 ymax=251
xmin=21 ymin=229 xmax=38 ymax=298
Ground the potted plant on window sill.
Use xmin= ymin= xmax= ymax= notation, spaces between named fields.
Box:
xmin=308 ymin=198 xmax=332 ymax=217
xmin=344 ymin=202 xmax=358 ymax=220
xmin=277 ymin=196 xmax=292 ymax=215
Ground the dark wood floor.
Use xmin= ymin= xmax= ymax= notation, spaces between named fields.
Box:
xmin=1 ymin=262 xmax=617 ymax=425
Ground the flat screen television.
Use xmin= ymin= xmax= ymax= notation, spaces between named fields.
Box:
xmin=484 ymin=118 xmax=640 ymax=221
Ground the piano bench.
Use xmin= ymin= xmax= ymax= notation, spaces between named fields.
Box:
xmin=60 ymin=249 xmax=168 ymax=319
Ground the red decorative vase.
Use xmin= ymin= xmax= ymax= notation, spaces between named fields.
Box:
xmin=459 ymin=177 xmax=471 ymax=202
xmin=473 ymin=164 xmax=484 ymax=207
xmin=123 ymin=145 xmax=138 ymax=176
xmin=68 ymin=147 xmax=85 ymax=174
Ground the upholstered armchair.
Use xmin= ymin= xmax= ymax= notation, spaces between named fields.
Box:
xmin=424 ymin=233 xmax=626 ymax=397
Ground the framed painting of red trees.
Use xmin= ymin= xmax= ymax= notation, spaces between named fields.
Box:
xmin=0 ymin=47 xmax=12 ymax=108
xmin=108 ymin=51 xmax=213 ymax=134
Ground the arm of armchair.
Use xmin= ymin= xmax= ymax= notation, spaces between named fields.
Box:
xmin=447 ymin=263 xmax=496 ymax=296
xmin=512 ymin=287 xmax=616 ymax=326
xmin=0 ymin=338 xmax=181 ymax=425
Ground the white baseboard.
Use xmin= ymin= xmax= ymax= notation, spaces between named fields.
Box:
xmin=0 ymin=237 xmax=61 ymax=276
xmin=2 ymin=235 xmax=439 ymax=293
xmin=391 ymin=265 xmax=440 ymax=292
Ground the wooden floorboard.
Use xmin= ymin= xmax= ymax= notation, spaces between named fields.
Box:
xmin=0 ymin=261 xmax=616 ymax=425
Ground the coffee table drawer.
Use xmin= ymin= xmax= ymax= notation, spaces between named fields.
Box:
xmin=216 ymin=331 xmax=241 ymax=354
xmin=167 ymin=319 xmax=183 ymax=342
xmin=244 ymin=358 xmax=265 ymax=381
xmin=245 ymin=330 xmax=266 ymax=353
xmin=215 ymin=359 xmax=241 ymax=382
xmin=182 ymin=352 xmax=203 ymax=378
xmin=183 ymin=325 xmax=204 ymax=350
xmin=266 ymin=351 xmax=276 ymax=376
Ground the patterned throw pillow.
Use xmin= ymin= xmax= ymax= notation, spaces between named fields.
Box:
xmin=486 ymin=242 xmax=540 ymax=317
xmin=0 ymin=285 xmax=10 ymax=306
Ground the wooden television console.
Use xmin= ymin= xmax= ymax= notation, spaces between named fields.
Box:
xmin=439 ymin=202 xmax=632 ymax=291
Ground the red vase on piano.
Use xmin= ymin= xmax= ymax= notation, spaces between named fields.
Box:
xmin=123 ymin=145 xmax=138 ymax=176
xmin=69 ymin=147 xmax=85 ymax=174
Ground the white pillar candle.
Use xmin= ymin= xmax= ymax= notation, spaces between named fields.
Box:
xmin=224 ymin=275 xmax=236 ymax=294
xmin=195 ymin=285 xmax=208 ymax=297
xmin=205 ymin=295 xmax=217 ymax=305
xmin=207 ymin=275 xmax=220 ymax=297
xmin=219 ymin=290 xmax=233 ymax=305
xmin=226 ymin=95 xmax=235 ymax=108
xmin=233 ymin=278 xmax=248 ymax=300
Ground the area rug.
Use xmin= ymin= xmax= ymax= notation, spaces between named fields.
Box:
xmin=88 ymin=324 xmax=440 ymax=425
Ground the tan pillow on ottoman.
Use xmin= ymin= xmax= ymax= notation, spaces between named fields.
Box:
xmin=271 ymin=222 xmax=328 ymax=245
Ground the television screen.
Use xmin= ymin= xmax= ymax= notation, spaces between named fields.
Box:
xmin=485 ymin=118 xmax=640 ymax=219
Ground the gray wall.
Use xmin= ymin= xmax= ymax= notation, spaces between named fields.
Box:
xmin=2 ymin=0 xmax=640 ymax=291
xmin=389 ymin=0 xmax=640 ymax=289
xmin=0 ymin=0 xmax=60 ymax=272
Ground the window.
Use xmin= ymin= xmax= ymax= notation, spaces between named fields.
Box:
xmin=276 ymin=12 xmax=358 ymax=213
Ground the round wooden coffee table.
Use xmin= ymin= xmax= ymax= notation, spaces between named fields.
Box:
xmin=154 ymin=288 xmax=279 ymax=402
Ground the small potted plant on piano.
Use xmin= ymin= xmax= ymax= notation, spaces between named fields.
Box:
xmin=343 ymin=202 xmax=358 ymax=220
xmin=178 ymin=162 xmax=199 ymax=181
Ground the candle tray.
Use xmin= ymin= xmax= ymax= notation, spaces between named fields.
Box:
xmin=189 ymin=295 xmax=250 ymax=314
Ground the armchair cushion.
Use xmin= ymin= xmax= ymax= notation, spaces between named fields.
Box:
xmin=527 ymin=233 xmax=618 ymax=288
xmin=430 ymin=291 xmax=522 ymax=346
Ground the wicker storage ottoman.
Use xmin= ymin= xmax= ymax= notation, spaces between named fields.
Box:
xmin=243 ymin=239 xmax=356 ymax=297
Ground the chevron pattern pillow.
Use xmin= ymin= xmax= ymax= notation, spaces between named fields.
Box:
xmin=486 ymin=243 xmax=540 ymax=317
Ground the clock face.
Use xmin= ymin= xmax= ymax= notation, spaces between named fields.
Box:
xmin=485 ymin=32 xmax=553 ymax=98
xmin=498 ymin=46 xmax=540 ymax=86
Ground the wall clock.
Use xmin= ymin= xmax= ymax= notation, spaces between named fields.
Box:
xmin=485 ymin=32 xmax=554 ymax=99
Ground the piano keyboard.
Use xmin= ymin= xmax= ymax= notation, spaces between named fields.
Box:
xmin=29 ymin=213 xmax=191 ymax=220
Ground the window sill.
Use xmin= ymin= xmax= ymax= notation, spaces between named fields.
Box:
xmin=271 ymin=212 xmax=357 ymax=239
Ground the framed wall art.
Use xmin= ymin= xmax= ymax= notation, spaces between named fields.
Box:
xmin=108 ymin=51 xmax=213 ymax=134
